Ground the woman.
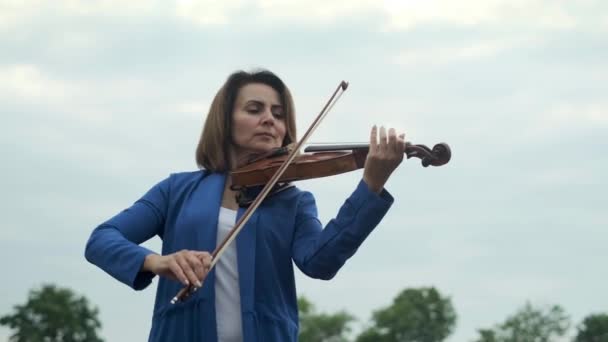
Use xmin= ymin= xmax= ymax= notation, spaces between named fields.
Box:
xmin=85 ymin=69 xmax=406 ymax=341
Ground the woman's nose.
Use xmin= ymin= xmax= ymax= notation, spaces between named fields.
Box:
xmin=260 ymin=109 xmax=275 ymax=125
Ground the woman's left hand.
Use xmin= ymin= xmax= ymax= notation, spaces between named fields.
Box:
xmin=362 ymin=125 xmax=406 ymax=193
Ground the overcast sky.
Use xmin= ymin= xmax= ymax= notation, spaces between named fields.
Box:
xmin=1 ymin=0 xmax=606 ymax=341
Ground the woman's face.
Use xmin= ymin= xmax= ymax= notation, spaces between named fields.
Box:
xmin=231 ymin=83 xmax=287 ymax=162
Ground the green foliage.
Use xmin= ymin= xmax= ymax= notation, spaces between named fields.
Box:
xmin=355 ymin=287 xmax=456 ymax=342
xmin=355 ymin=327 xmax=392 ymax=342
xmin=0 ymin=284 xmax=103 ymax=342
xmin=474 ymin=302 xmax=570 ymax=342
xmin=298 ymin=296 xmax=355 ymax=342
xmin=575 ymin=313 xmax=608 ymax=342
xmin=476 ymin=329 xmax=498 ymax=342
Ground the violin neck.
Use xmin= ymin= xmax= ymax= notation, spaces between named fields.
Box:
xmin=304 ymin=143 xmax=369 ymax=153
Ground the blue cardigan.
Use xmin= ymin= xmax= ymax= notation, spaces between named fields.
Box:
xmin=85 ymin=170 xmax=393 ymax=341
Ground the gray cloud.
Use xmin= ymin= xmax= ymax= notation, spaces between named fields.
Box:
xmin=1 ymin=2 xmax=606 ymax=341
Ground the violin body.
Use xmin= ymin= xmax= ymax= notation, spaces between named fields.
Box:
xmin=231 ymin=150 xmax=366 ymax=189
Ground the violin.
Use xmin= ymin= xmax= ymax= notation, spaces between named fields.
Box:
xmin=230 ymin=141 xmax=451 ymax=191
xmin=170 ymin=80 xmax=451 ymax=304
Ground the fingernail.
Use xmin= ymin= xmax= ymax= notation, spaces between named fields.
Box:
xmin=196 ymin=280 xmax=202 ymax=287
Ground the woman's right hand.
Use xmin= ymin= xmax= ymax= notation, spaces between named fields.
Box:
xmin=142 ymin=250 xmax=212 ymax=288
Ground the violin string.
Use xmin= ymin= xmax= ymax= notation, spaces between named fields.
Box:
xmin=307 ymin=142 xmax=365 ymax=145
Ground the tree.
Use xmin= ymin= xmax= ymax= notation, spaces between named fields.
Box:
xmin=0 ymin=284 xmax=103 ymax=342
xmin=298 ymin=296 xmax=355 ymax=342
xmin=356 ymin=287 xmax=457 ymax=342
xmin=474 ymin=302 xmax=570 ymax=342
xmin=575 ymin=313 xmax=608 ymax=342
xmin=355 ymin=327 xmax=392 ymax=342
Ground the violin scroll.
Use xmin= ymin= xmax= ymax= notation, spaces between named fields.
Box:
xmin=405 ymin=142 xmax=451 ymax=167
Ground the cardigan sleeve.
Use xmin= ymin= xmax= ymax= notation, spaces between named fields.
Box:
xmin=85 ymin=176 xmax=171 ymax=290
xmin=291 ymin=179 xmax=394 ymax=280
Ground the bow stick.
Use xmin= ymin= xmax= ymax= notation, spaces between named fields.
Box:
xmin=171 ymin=81 xmax=349 ymax=304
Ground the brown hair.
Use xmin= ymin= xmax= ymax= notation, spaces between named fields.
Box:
xmin=195 ymin=69 xmax=297 ymax=172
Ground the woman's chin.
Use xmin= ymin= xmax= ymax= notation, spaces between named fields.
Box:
xmin=253 ymin=142 xmax=282 ymax=152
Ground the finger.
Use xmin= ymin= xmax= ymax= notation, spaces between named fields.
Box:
xmin=176 ymin=254 xmax=202 ymax=288
xmin=168 ymin=259 xmax=189 ymax=286
xmin=193 ymin=252 xmax=213 ymax=268
xmin=379 ymin=126 xmax=387 ymax=151
xmin=202 ymin=253 xmax=213 ymax=270
xmin=369 ymin=125 xmax=378 ymax=151
xmin=186 ymin=253 xmax=206 ymax=283
xmin=388 ymin=128 xmax=397 ymax=154
xmin=193 ymin=251 xmax=208 ymax=263
xmin=398 ymin=133 xmax=407 ymax=154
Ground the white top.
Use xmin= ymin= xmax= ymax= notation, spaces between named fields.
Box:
xmin=215 ymin=207 xmax=243 ymax=342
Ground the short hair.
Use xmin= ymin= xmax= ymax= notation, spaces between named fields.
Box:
xmin=195 ymin=70 xmax=297 ymax=172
